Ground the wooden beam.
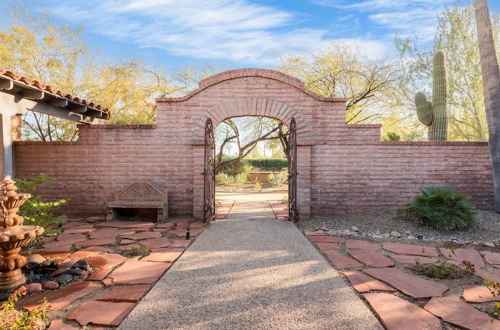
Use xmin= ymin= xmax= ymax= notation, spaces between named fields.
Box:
xmin=51 ymin=98 xmax=69 ymax=108
xmin=0 ymin=79 xmax=14 ymax=91
xmin=70 ymin=105 xmax=87 ymax=114
xmin=20 ymin=89 xmax=45 ymax=100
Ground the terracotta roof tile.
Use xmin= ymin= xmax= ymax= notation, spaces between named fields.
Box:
xmin=0 ymin=68 xmax=110 ymax=118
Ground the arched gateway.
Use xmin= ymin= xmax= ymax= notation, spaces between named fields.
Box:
xmin=14 ymin=68 xmax=494 ymax=220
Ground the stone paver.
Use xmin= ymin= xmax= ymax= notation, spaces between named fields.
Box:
xmin=47 ymin=319 xmax=80 ymax=330
xmin=120 ymin=231 xmax=162 ymax=240
xmin=388 ymin=253 xmax=439 ymax=264
xmin=23 ymin=281 xmax=102 ymax=311
xmin=323 ymin=250 xmax=363 ymax=269
xmin=107 ymin=260 xmax=171 ymax=285
xmin=364 ymin=268 xmax=448 ymax=299
xmin=120 ymin=199 xmax=382 ymax=329
xmin=96 ymin=221 xmax=153 ymax=229
xmin=440 ymin=248 xmax=485 ymax=268
xmin=383 ymin=242 xmax=438 ymax=257
xmin=349 ymin=249 xmax=394 ymax=268
xmin=315 ymin=242 xmax=340 ymax=251
xmin=481 ymin=251 xmax=500 ymax=265
xmin=76 ymin=238 xmax=116 ymax=248
xmin=364 ymin=293 xmax=442 ymax=330
xmin=346 ymin=240 xmax=380 ymax=250
xmin=424 ymin=296 xmax=500 ymax=329
xmin=89 ymin=228 xmax=134 ymax=240
xmin=85 ymin=253 xmax=126 ymax=270
xmin=307 ymin=235 xmax=345 ymax=243
xmin=462 ymin=285 xmax=500 ymax=303
xmin=142 ymin=248 xmax=183 ymax=262
xmin=96 ymin=285 xmax=151 ymax=302
xmin=66 ymin=301 xmax=136 ymax=326
xmin=343 ymin=271 xmax=396 ymax=293
xmin=140 ymin=237 xmax=172 ymax=249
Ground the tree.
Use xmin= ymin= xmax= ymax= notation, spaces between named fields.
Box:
xmin=395 ymin=3 xmax=500 ymax=141
xmin=276 ymin=43 xmax=399 ymax=124
xmin=0 ymin=3 xmax=225 ymax=141
xmin=215 ymin=117 xmax=288 ymax=174
xmin=474 ymin=0 xmax=500 ymax=212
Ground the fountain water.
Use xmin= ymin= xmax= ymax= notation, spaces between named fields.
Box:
xmin=0 ymin=176 xmax=44 ymax=298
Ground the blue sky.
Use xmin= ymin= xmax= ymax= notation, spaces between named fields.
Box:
xmin=14 ymin=0 xmax=500 ymax=70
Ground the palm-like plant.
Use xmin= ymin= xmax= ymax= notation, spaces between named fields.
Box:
xmin=474 ymin=0 xmax=500 ymax=212
xmin=399 ymin=187 xmax=476 ymax=230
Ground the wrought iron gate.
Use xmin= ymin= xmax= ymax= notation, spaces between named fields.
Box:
xmin=203 ymin=118 xmax=216 ymax=223
xmin=288 ymin=117 xmax=298 ymax=222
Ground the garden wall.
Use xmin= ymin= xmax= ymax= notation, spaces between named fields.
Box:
xmin=13 ymin=69 xmax=494 ymax=219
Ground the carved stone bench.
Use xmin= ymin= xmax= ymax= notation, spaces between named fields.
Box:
xmin=106 ymin=182 xmax=168 ymax=222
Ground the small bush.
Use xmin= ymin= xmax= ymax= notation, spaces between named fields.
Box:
xmin=15 ymin=174 xmax=67 ymax=236
xmin=248 ymin=159 xmax=288 ymax=171
xmin=234 ymin=173 xmax=248 ymax=184
xmin=398 ymin=186 xmax=476 ymax=230
xmin=219 ymin=157 xmax=251 ymax=177
xmin=268 ymin=172 xmax=287 ymax=186
xmin=254 ymin=181 xmax=262 ymax=191
xmin=216 ymin=173 xmax=233 ymax=185
xmin=0 ymin=288 xmax=47 ymax=329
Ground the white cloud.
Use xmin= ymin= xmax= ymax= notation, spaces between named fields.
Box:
xmin=313 ymin=0 xmax=455 ymax=42
xmin=43 ymin=0 xmax=376 ymax=65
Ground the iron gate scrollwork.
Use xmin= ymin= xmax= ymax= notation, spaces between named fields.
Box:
xmin=288 ymin=117 xmax=298 ymax=222
xmin=203 ymin=118 xmax=216 ymax=223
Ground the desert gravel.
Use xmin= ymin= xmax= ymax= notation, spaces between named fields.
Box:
xmin=300 ymin=209 xmax=500 ymax=243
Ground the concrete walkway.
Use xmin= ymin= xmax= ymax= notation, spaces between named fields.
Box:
xmin=119 ymin=200 xmax=382 ymax=330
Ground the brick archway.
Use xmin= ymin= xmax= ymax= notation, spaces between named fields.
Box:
xmin=192 ymin=98 xmax=313 ymax=145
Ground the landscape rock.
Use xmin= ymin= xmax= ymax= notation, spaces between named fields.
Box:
xmin=27 ymin=254 xmax=46 ymax=265
xmin=56 ymin=274 xmax=73 ymax=285
xmin=42 ymin=281 xmax=59 ymax=290
xmin=390 ymin=231 xmax=401 ymax=238
xmin=26 ymin=282 xmax=43 ymax=294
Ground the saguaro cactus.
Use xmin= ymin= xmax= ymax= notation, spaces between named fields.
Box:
xmin=414 ymin=50 xmax=448 ymax=141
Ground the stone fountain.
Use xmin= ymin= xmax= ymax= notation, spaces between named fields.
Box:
xmin=0 ymin=176 xmax=43 ymax=297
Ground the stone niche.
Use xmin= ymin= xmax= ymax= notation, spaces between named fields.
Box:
xmin=106 ymin=182 xmax=168 ymax=222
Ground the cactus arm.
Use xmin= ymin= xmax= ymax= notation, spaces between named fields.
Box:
xmin=415 ymin=92 xmax=433 ymax=126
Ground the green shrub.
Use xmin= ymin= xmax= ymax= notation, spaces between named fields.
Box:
xmin=248 ymin=159 xmax=288 ymax=171
xmin=254 ymin=181 xmax=262 ymax=191
xmin=398 ymin=186 xmax=476 ymax=230
xmin=15 ymin=174 xmax=67 ymax=235
xmin=219 ymin=157 xmax=251 ymax=176
xmin=216 ymin=173 xmax=233 ymax=185
xmin=268 ymin=172 xmax=287 ymax=186
xmin=0 ymin=288 xmax=47 ymax=329
xmin=234 ymin=173 xmax=248 ymax=184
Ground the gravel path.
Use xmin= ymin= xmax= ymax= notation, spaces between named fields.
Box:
xmin=119 ymin=200 xmax=382 ymax=330
xmin=300 ymin=210 xmax=500 ymax=243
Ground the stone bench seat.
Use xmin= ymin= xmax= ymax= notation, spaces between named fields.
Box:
xmin=106 ymin=182 xmax=168 ymax=222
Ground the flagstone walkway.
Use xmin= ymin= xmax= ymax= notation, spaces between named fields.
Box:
xmin=119 ymin=200 xmax=382 ymax=329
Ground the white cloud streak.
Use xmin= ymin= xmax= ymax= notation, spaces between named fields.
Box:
xmin=41 ymin=0 xmax=390 ymax=64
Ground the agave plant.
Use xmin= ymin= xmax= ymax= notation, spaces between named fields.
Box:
xmin=398 ymin=187 xmax=476 ymax=230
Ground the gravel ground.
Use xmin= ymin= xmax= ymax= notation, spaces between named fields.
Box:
xmin=299 ymin=209 xmax=500 ymax=244
xmin=120 ymin=200 xmax=382 ymax=330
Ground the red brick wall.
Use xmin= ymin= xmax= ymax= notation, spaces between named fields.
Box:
xmin=13 ymin=69 xmax=494 ymax=218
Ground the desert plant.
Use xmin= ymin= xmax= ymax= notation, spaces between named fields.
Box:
xmin=398 ymin=186 xmax=476 ymax=230
xmin=383 ymin=132 xmax=401 ymax=141
xmin=414 ymin=50 xmax=448 ymax=141
xmin=247 ymin=159 xmax=288 ymax=171
xmin=123 ymin=245 xmax=150 ymax=258
xmin=254 ymin=180 xmax=262 ymax=191
xmin=215 ymin=173 xmax=233 ymax=185
xmin=234 ymin=173 xmax=248 ymax=184
xmin=15 ymin=174 xmax=67 ymax=236
xmin=414 ymin=244 xmax=475 ymax=279
xmin=268 ymin=172 xmax=287 ymax=186
xmin=0 ymin=287 xmax=47 ymax=329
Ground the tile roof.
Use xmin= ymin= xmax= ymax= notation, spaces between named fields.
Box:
xmin=0 ymin=68 xmax=110 ymax=119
